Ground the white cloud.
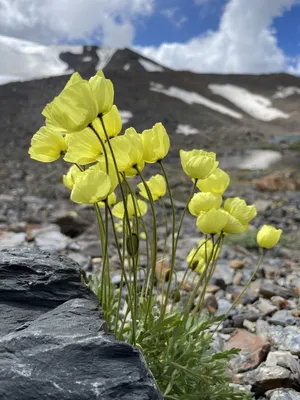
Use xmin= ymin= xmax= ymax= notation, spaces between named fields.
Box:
xmin=136 ymin=0 xmax=300 ymax=73
xmin=0 ymin=0 xmax=154 ymax=46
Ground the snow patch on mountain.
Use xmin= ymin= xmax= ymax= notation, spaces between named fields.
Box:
xmin=273 ymin=86 xmax=300 ymax=99
xmin=176 ymin=124 xmax=200 ymax=135
xmin=209 ymin=84 xmax=289 ymax=121
xmin=119 ymin=110 xmax=133 ymax=124
xmin=139 ymin=59 xmax=164 ymax=72
xmin=150 ymin=82 xmax=242 ymax=119
xmin=96 ymin=48 xmax=116 ymax=70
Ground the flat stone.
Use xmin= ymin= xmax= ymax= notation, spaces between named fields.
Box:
xmin=256 ymin=298 xmax=278 ymax=316
xmin=240 ymin=364 xmax=295 ymax=395
xmin=224 ymin=329 xmax=270 ymax=373
xmin=268 ymin=326 xmax=300 ymax=356
xmin=211 ymin=261 xmax=234 ymax=287
xmin=256 ymin=320 xmax=271 ymax=342
xmin=0 ymin=247 xmax=162 ymax=399
xmin=269 ymin=310 xmax=297 ymax=326
xmin=232 ymin=313 xmax=260 ymax=328
xmin=229 ymin=259 xmax=245 ymax=269
xmin=260 ymin=282 xmax=295 ymax=299
xmin=266 ymin=351 xmax=300 ymax=377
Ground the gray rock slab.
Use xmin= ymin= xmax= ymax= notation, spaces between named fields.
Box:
xmin=0 ymin=248 xmax=162 ymax=400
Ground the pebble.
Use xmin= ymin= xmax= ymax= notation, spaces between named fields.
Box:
xmin=269 ymin=310 xmax=297 ymax=326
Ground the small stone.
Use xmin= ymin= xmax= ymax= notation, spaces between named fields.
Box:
xmin=232 ymin=312 xmax=260 ymax=328
xmin=260 ymin=282 xmax=295 ymax=299
xmin=35 ymin=231 xmax=70 ymax=252
xmin=256 ymin=298 xmax=278 ymax=316
xmin=268 ymin=325 xmax=300 ymax=356
xmin=269 ymin=310 xmax=296 ymax=326
xmin=266 ymin=351 xmax=300 ymax=376
xmin=205 ymin=284 xmax=220 ymax=294
xmin=216 ymin=298 xmax=232 ymax=316
xmin=211 ymin=260 xmax=234 ymax=287
xmin=0 ymin=232 xmax=26 ymax=248
xmin=224 ymin=329 xmax=270 ymax=373
xmin=229 ymin=259 xmax=245 ymax=269
xmin=256 ymin=320 xmax=270 ymax=341
xmin=243 ymin=319 xmax=256 ymax=333
xmin=266 ymin=389 xmax=300 ymax=400
xmin=270 ymin=296 xmax=289 ymax=309
xmin=232 ymin=271 xmax=243 ymax=285
xmin=248 ymin=364 xmax=293 ymax=394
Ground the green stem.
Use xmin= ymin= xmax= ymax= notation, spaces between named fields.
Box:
xmin=213 ymin=249 xmax=265 ymax=334
xmin=107 ymin=204 xmax=133 ymax=338
xmin=135 ymin=167 xmax=158 ymax=328
xmin=99 ymin=116 xmax=137 ymax=345
xmin=94 ymin=204 xmax=106 ymax=308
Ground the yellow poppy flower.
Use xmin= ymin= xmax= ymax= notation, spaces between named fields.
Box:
xmin=112 ymin=196 xmax=148 ymax=219
xmin=196 ymin=168 xmax=230 ymax=195
xmin=196 ymin=208 xmax=229 ymax=234
xmin=42 ymin=80 xmax=99 ymax=133
xmin=70 ymin=169 xmax=111 ymax=204
xmin=224 ymin=197 xmax=257 ymax=225
xmin=107 ymin=127 xmax=144 ymax=175
xmin=180 ymin=149 xmax=219 ymax=180
xmin=63 ymin=165 xmax=83 ymax=190
xmin=98 ymin=192 xmax=117 ymax=208
xmin=141 ymin=122 xmax=170 ymax=163
xmin=188 ymin=192 xmax=222 ymax=216
xmin=222 ymin=213 xmax=249 ymax=234
xmin=257 ymin=225 xmax=282 ymax=249
xmin=90 ymin=105 xmax=122 ymax=141
xmin=29 ymin=126 xmax=67 ymax=162
xmin=88 ymin=70 xmax=114 ymax=116
xmin=64 ymin=127 xmax=103 ymax=165
xmin=138 ymin=174 xmax=166 ymax=201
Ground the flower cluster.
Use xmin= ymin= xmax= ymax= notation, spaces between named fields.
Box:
xmin=29 ymin=70 xmax=170 ymax=207
xmin=182 ymin=150 xmax=282 ymax=271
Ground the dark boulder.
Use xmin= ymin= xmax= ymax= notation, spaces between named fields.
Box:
xmin=0 ymin=248 xmax=162 ymax=400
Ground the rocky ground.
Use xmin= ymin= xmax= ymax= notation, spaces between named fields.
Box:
xmin=0 ymin=66 xmax=300 ymax=398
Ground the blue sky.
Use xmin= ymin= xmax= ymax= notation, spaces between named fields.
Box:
xmin=0 ymin=0 xmax=299 ymax=74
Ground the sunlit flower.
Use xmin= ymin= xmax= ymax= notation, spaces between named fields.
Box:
xmin=64 ymin=127 xmax=103 ymax=165
xmin=88 ymin=70 xmax=114 ymax=116
xmin=188 ymin=192 xmax=222 ymax=216
xmin=98 ymin=192 xmax=117 ymax=208
xmin=90 ymin=105 xmax=122 ymax=141
xmin=107 ymin=127 xmax=144 ymax=176
xmin=29 ymin=126 xmax=67 ymax=162
xmin=112 ymin=196 xmax=148 ymax=219
xmin=186 ymin=238 xmax=221 ymax=274
xmin=224 ymin=197 xmax=257 ymax=225
xmin=63 ymin=165 xmax=83 ymax=190
xmin=42 ymin=71 xmax=114 ymax=133
xmin=92 ymin=156 xmax=122 ymax=193
xmin=196 ymin=168 xmax=230 ymax=195
xmin=180 ymin=149 xmax=218 ymax=180
xmin=141 ymin=122 xmax=170 ymax=163
xmin=222 ymin=213 xmax=249 ymax=234
xmin=138 ymin=175 xmax=166 ymax=201
xmin=42 ymin=79 xmax=99 ymax=133
xmin=70 ymin=169 xmax=111 ymax=204
xmin=257 ymin=225 xmax=282 ymax=249
xmin=196 ymin=208 xmax=229 ymax=234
